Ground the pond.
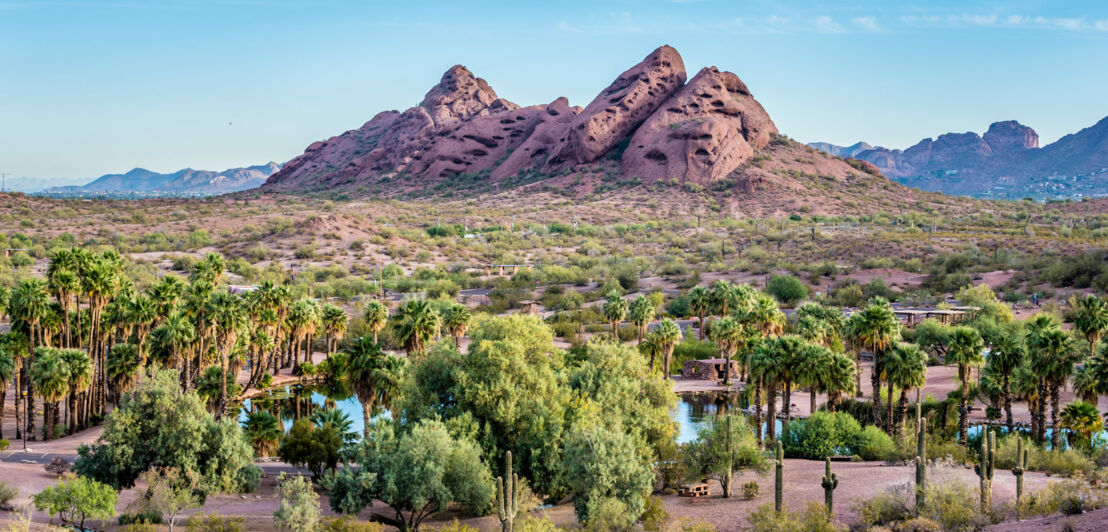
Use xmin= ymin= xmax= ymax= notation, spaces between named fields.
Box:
xmin=243 ymin=385 xmax=779 ymax=444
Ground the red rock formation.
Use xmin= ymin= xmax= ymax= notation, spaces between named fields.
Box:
xmin=622 ymin=67 xmax=777 ymax=184
xmin=265 ymin=45 xmax=786 ymax=193
xmin=544 ymin=46 xmax=687 ymax=170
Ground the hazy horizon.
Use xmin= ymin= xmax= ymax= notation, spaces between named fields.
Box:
xmin=4 ymin=0 xmax=1108 ymax=183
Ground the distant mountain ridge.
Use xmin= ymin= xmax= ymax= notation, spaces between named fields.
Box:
xmin=809 ymin=116 xmax=1108 ymax=199
xmin=44 ymin=162 xmax=281 ymax=196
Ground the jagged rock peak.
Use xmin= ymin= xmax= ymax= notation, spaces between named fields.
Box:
xmin=420 ymin=65 xmax=506 ymax=126
xmin=545 ymin=45 xmax=688 ymax=169
xmin=983 ymin=120 xmax=1039 ymax=152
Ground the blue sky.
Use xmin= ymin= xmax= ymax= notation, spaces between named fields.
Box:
xmin=3 ymin=0 xmax=1108 ymax=182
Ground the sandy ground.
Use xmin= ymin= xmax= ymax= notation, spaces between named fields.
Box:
xmin=0 ymin=457 xmax=1067 ymax=531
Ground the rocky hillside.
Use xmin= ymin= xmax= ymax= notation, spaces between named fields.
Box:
xmin=813 ymin=116 xmax=1108 ymax=199
xmin=264 ymin=46 xmax=800 ymax=194
xmin=45 ymin=163 xmax=281 ymax=197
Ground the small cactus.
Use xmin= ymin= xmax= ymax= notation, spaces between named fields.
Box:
xmin=496 ymin=451 xmax=521 ymax=532
xmin=974 ymin=430 xmax=996 ymax=512
xmin=821 ymin=457 xmax=838 ymax=513
xmin=1012 ymin=438 xmax=1028 ymax=514
xmin=774 ymin=440 xmax=784 ymax=514
xmin=914 ymin=401 xmax=927 ymax=509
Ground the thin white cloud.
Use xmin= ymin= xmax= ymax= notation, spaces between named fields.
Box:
xmin=814 ymin=15 xmax=846 ymax=34
xmin=851 ymin=16 xmax=879 ymax=31
xmin=901 ymin=13 xmax=1108 ymax=32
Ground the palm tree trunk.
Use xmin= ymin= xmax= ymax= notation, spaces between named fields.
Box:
xmin=0 ymin=389 xmax=5 ymax=437
xmin=754 ymin=378 xmax=764 ymax=446
xmin=886 ymin=378 xmax=895 ymax=434
xmin=26 ymin=328 xmax=36 ymax=441
xmin=1036 ymin=377 xmax=1049 ymax=445
xmin=698 ymin=313 xmax=705 ymax=341
xmin=855 ymin=351 xmax=863 ymax=397
xmin=870 ymin=354 xmax=883 ymax=430
xmin=895 ymin=389 xmax=908 ymax=436
xmin=1003 ymin=374 xmax=1014 ymax=434
xmin=810 ymin=388 xmax=817 ymax=414
xmin=767 ymin=380 xmax=778 ymax=442
xmin=1050 ymin=383 xmax=1061 ymax=450
xmin=361 ymin=399 xmax=372 ymax=439
xmin=958 ymin=366 xmax=969 ymax=446
xmin=219 ymin=349 xmax=228 ymax=419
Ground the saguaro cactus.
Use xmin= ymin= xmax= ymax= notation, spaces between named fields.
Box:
xmin=774 ymin=440 xmax=784 ymax=514
xmin=914 ymin=401 xmax=927 ymax=509
xmin=1012 ymin=438 xmax=1029 ymax=512
xmin=496 ymin=451 xmax=521 ymax=532
xmin=974 ymin=430 xmax=996 ymax=511
xmin=821 ymin=457 xmax=838 ymax=513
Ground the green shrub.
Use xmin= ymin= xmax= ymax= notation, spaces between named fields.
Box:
xmin=185 ymin=513 xmax=245 ymax=532
xmin=781 ymin=412 xmax=860 ymax=459
xmin=748 ymin=502 xmax=844 ymax=532
xmin=916 ymin=482 xmax=990 ymax=531
xmin=319 ymin=516 xmax=385 ymax=532
xmin=741 ymin=481 xmax=760 ymax=500
xmin=855 ymin=426 xmax=897 ymax=461
xmin=766 ymin=275 xmax=809 ymax=306
xmin=0 ymin=480 xmax=16 ymax=509
xmin=1018 ymin=479 xmax=1108 ymax=518
xmin=640 ymin=495 xmax=669 ymax=532
xmin=853 ymin=486 xmax=912 ymax=528
xmin=234 ymin=464 xmax=263 ymax=494
xmin=995 ymin=436 xmax=1095 ymax=476
xmin=0 ymin=438 xmax=8 ymax=451
xmin=118 ymin=509 xmax=163 ymax=525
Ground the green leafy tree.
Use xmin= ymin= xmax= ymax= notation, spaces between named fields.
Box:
xmin=766 ymin=275 xmax=809 ymax=306
xmin=274 ymin=473 xmax=321 ymax=532
xmin=72 ymin=369 xmax=254 ymax=493
xmin=32 ymin=473 xmax=118 ymax=530
xmin=323 ymin=420 xmax=494 ymax=531
xmin=137 ymin=466 xmax=203 ymax=532
xmin=278 ymin=418 xmax=343 ymax=479
xmin=947 ymin=326 xmax=985 ymax=445
xmin=683 ymin=413 xmax=766 ymax=497
xmin=562 ymin=425 xmax=655 ymax=524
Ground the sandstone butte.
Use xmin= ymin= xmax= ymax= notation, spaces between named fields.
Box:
xmin=264 ymin=45 xmax=780 ymax=192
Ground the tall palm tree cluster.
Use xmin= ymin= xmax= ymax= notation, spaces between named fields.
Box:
xmin=0 ymin=248 xmax=413 ymax=441
xmin=667 ymin=281 xmax=861 ymax=446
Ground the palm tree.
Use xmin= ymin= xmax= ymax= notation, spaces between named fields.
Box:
xmin=151 ymin=312 xmax=196 ymax=389
xmin=209 ymin=291 xmax=247 ymax=417
xmin=30 ymin=347 xmax=69 ymax=440
xmin=709 ymin=280 xmax=741 ymax=317
xmin=190 ymin=252 xmax=226 ymax=285
xmin=320 ymin=304 xmax=348 ymax=356
xmin=884 ymin=343 xmax=927 ymax=434
xmin=363 ymin=299 xmax=389 ymax=344
xmin=1072 ymin=366 xmax=1100 ymax=405
xmin=59 ymin=348 xmax=92 ymax=433
xmin=0 ymin=346 xmax=15 ymax=437
xmin=638 ymin=333 xmax=662 ymax=373
xmin=11 ymin=278 xmax=50 ymax=440
xmin=286 ymin=298 xmax=320 ymax=367
xmin=127 ymin=295 xmax=157 ymax=363
xmin=391 ymin=299 xmax=440 ymax=358
xmin=0 ymin=285 xmax=10 ymax=323
xmin=628 ymin=296 xmax=655 ymax=344
xmin=1074 ymin=295 xmax=1108 ymax=358
xmin=987 ymin=334 xmax=1025 ymax=432
xmin=653 ymin=318 xmax=683 ymax=379
xmin=750 ymin=336 xmax=803 ymax=444
xmin=82 ymin=257 xmax=120 ymax=415
xmin=848 ymin=298 xmax=900 ymax=430
xmin=794 ymin=342 xmax=831 ymax=414
xmin=602 ymin=291 xmax=628 ymax=341
xmin=440 ymin=303 xmax=471 ymax=348
xmin=742 ymin=293 xmax=785 ymax=338
xmin=1026 ymin=313 xmax=1078 ymax=448
xmin=819 ymin=351 xmax=857 ymax=412
xmin=1060 ymin=400 xmax=1103 ymax=451
xmin=106 ymin=343 xmax=141 ymax=404
xmin=150 ymin=274 xmax=187 ymax=323
xmin=182 ymin=279 xmax=214 ymax=379
xmin=242 ymin=410 xmax=281 ymax=458
xmin=689 ymin=286 xmax=711 ymax=341
xmin=710 ymin=316 xmax=743 ymax=386
xmin=345 ymin=336 xmax=405 ymax=437
xmin=47 ymin=262 xmax=80 ymax=348
xmin=947 ymin=326 xmax=985 ymax=445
